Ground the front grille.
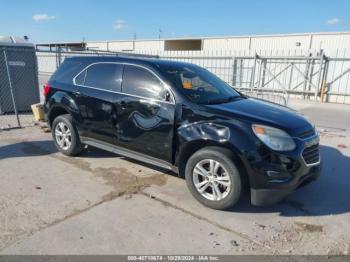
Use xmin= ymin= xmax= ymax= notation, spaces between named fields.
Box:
xmin=302 ymin=144 xmax=320 ymax=165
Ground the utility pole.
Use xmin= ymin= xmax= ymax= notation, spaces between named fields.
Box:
xmin=158 ymin=29 xmax=163 ymax=51
xmin=133 ymin=32 xmax=137 ymax=51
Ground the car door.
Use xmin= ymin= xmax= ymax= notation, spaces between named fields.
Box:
xmin=115 ymin=64 xmax=175 ymax=163
xmin=74 ymin=62 xmax=123 ymax=145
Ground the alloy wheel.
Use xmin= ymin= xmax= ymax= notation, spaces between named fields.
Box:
xmin=55 ymin=122 xmax=72 ymax=150
xmin=192 ymin=159 xmax=231 ymax=201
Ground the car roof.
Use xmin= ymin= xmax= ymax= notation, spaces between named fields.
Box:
xmin=65 ymin=55 xmax=196 ymax=70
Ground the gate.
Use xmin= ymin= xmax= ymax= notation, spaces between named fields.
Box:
xmin=232 ymin=51 xmax=327 ymax=106
xmin=322 ymin=55 xmax=350 ymax=104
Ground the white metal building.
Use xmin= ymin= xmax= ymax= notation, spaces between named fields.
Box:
xmin=84 ymin=31 xmax=350 ymax=56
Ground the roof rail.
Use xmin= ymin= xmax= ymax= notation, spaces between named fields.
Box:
xmin=35 ymin=46 xmax=159 ymax=59
xmin=86 ymin=49 xmax=159 ymax=59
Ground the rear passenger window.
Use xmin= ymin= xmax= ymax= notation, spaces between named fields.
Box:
xmin=122 ymin=65 xmax=170 ymax=101
xmin=76 ymin=63 xmax=123 ymax=92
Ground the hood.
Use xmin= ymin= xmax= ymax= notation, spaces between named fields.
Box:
xmin=205 ymin=98 xmax=313 ymax=136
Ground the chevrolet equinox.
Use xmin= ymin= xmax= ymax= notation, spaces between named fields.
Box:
xmin=44 ymin=56 xmax=321 ymax=210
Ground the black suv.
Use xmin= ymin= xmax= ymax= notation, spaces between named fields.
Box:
xmin=44 ymin=56 xmax=321 ymax=210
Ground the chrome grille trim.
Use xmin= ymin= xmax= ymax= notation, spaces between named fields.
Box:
xmin=302 ymin=143 xmax=320 ymax=166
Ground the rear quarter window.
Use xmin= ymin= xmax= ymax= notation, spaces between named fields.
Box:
xmin=51 ymin=60 xmax=83 ymax=84
xmin=76 ymin=63 xmax=123 ymax=92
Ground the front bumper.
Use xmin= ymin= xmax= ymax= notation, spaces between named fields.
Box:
xmin=245 ymin=133 xmax=321 ymax=206
xmin=250 ymin=163 xmax=321 ymax=206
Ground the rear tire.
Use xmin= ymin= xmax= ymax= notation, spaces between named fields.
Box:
xmin=52 ymin=114 xmax=83 ymax=156
xmin=185 ymin=147 xmax=242 ymax=210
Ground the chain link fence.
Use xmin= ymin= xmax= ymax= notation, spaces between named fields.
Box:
xmin=0 ymin=45 xmax=39 ymax=130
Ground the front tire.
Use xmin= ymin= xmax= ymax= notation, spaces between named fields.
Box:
xmin=52 ymin=114 xmax=83 ymax=156
xmin=185 ymin=147 xmax=242 ymax=210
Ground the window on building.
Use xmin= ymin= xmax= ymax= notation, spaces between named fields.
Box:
xmin=164 ymin=39 xmax=202 ymax=51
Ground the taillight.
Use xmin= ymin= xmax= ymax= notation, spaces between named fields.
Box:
xmin=43 ymin=83 xmax=51 ymax=98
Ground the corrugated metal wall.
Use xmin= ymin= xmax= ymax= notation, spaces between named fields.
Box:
xmin=86 ymin=32 xmax=350 ymax=55
xmin=203 ymin=38 xmax=250 ymax=51
xmin=311 ymin=34 xmax=350 ymax=55
xmin=108 ymin=41 xmax=134 ymax=51
xmin=250 ymin=35 xmax=311 ymax=51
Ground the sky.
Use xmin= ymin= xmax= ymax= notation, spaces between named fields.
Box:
xmin=0 ymin=0 xmax=350 ymax=44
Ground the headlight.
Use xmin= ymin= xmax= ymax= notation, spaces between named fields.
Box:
xmin=252 ymin=124 xmax=296 ymax=151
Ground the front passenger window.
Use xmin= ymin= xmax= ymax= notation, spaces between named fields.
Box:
xmin=122 ymin=65 xmax=171 ymax=102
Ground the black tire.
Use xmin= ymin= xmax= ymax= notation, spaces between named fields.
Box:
xmin=185 ymin=147 xmax=242 ymax=210
xmin=52 ymin=114 xmax=83 ymax=156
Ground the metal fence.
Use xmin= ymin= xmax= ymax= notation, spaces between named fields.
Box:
xmin=1 ymin=47 xmax=345 ymax=130
xmin=232 ymin=50 xmax=350 ymax=105
xmin=128 ymin=49 xmax=350 ymax=105
xmin=35 ymin=48 xmax=350 ymax=106
xmin=0 ymin=45 xmax=40 ymax=130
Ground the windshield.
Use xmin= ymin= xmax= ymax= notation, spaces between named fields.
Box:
xmin=159 ymin=64 xmax=241 ymax=104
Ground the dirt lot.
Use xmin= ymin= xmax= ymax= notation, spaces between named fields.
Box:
xmin=0 ymin=100 xmax=350 ymax=255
